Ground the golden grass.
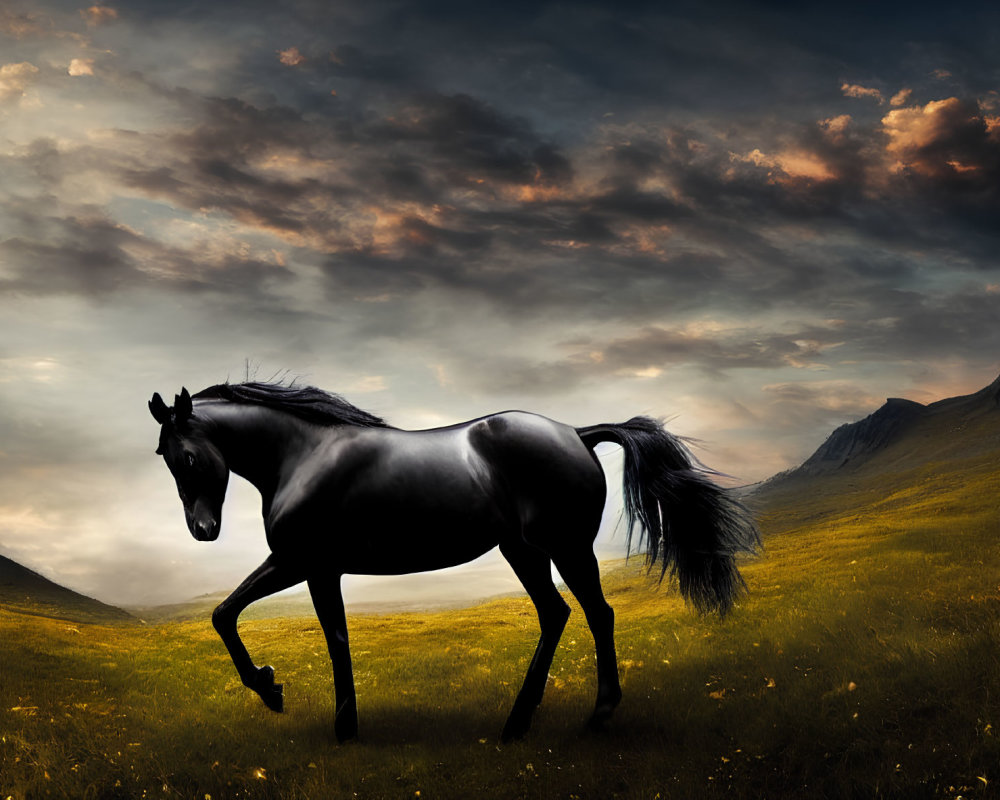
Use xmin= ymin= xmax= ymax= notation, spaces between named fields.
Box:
xmin=4 ymin=449 xmax=1000 ymax=798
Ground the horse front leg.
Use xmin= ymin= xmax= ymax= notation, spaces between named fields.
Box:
xmin=212 ymin=555 xmax=304 ymax=712
xmin=308 ymin=574 xmax=358 ymax=742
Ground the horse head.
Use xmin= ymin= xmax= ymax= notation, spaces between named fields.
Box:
xmin=149 ymin=387 xmax=229 ymax=542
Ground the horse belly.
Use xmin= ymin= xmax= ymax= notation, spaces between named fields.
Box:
xmin=276 ymin=456 xmax=510 ymax=575
xmin=337 ymin=494 xmax=505 ymax=574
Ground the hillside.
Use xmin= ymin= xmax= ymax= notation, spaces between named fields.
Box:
xmin=750 ymin=373 xmax=1000 ymax=518
xmin=0 ymin=554 xmax=132 ymax=623
xmin=5 ymin=451 xmax=1000 ymax=798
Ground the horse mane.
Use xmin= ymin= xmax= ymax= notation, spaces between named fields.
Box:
xmin=193 ymin=381 xmax=392 ymax=428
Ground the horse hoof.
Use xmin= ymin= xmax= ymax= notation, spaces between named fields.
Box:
xmin=253 ymin=665 xmax=284 ymax=712
xmin=335 ymin=719 xmax=358 ymax=743
xmin=334 ymin=699 xmax=359 ymax=742
xmin=500 ymin=716 xmax=531 ymax=744
xmin=586 ymin=702 xmax=617 ymax=732
xmin=261 ymin=684 xmax=284 ymax=713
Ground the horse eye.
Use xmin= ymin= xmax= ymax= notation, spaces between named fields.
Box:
xmin=186 ymin=453 xmax=196 ymax=468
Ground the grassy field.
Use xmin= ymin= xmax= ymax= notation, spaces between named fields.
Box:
xmin=4 ymin=447 xmax=1000 ymax=798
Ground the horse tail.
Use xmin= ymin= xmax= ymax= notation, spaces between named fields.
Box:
xmin=577 ymin=417 xmax=760 ymax=616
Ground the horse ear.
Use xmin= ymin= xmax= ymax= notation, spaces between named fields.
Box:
xmin=149 ymin=392 xmax=171 ymax=425
xmin=174 ymin=387 xmax=193 ymax=423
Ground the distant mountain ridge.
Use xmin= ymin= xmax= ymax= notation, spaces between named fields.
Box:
xmin=0 ymin=554 xmax=132 ymax=623
xmin=755 ymin=373 xmax=1000 ymax=492
xmin=798 ymin=396 xmax=927 ymax=476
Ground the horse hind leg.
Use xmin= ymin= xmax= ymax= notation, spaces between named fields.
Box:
xmin=551 ymin=549 xmax=622 ymax=730
xmin=498 ymin=537 xmax=571 ymax=743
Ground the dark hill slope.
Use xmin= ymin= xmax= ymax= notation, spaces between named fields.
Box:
xmin=750 ymin=374 xmax=1000 ymax=523
xmin=0 ymin=554 xmax=132 ymax=623
xmin=797 ymin=397 xmax=926 ymax=475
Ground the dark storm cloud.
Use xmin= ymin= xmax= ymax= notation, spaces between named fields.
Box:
xmin=324 ymin=44 xmax=423 ymax=85
xmin=6 ymin=81 xmax=998 ymax=342
xmin=589 ymin=284 xmax=1000 ymax=377
xmin=362 ymin=92 xmax=575 ymax=186
xmin=0 ymin=194 xmax=292 ymax=299
xmin=882 ymin=97 xmax=1000 ymax=235
xmin=432 ymin=320 xmax=848 ymax=399
xmin=4 ymin=0 xmax=998 ymax=346
xmin=111 ymin=88 xmax=1000 ymax=325
xmin=861 ymin=288 xmax=1000 ymax=362
xmin=89 ymin=89 xmax=574 ymax=251
xmin=0 ymin=203 xmax=146 ymax=295
xmin=426 ymin=274 xmax=1000 ymax=400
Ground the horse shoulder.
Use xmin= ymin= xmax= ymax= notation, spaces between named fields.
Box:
xmin=265 ymin=428 xmax=389 ymax=535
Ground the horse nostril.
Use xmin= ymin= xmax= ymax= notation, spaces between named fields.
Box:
xmin=200 ymin=519 xmax=219 ymax=540
xmin=194 ymin=521 xmax=213 ymax=541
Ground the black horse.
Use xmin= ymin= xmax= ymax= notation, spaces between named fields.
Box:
xmin=148 ymin=381 xmax=759 ymax=741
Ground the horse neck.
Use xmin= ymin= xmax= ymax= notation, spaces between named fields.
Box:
xmin=195 ymin=400 xmax=318 ymax=502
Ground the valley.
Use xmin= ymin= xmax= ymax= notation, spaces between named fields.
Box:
xmin=3 ymin=376 xmax=1000 ymax=798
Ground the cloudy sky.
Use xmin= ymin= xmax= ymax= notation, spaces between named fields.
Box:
xmin=2 ymin=0 xmax=999 ymax=607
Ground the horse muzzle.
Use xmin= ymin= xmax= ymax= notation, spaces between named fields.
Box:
xmin=191 ymin=519 xmax=220 ymax=541
xmin=186 ymin=500 xmax=221 ymax=541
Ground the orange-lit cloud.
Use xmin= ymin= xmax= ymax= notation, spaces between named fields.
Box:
xmin=68 ymin=58 xmax=94 ymax=76
xmin=0 ymin=10 xmax=51 ymax=38
xmin=363 ymin=205 xmax=454 ymax=256
xmin=0 ymin=61 xmax=40 ymax=103
xmin=782 ymin=338 xmax=843 ymax=369
xmin=775 ymin=152 xmax=834 ymax=182
xmin=890 ymin=88 xmax=912 ymax=107
xmin=882 ymin=97 xmax=992 ymax=177
xmin=512 ymin=182 xmax=571 ymax=203
xmin=820 ymin=114 xmax=851 ymax=135
xmin=80 ymin=5 xmax=117 ymax=26
xmin=277 ymin=47 xmax=306 ymax=66
xmin=732 ymin=147 xmax=835 ymax=183
xmin=819 ymin=114 xmax=851 ymax=144
xmin=618 ymin=223 xmax=671 ymax=257
xmin=637 ymin=365 xmax=666 ymax=378
xmin=841 ymin=82 xmax=883 ymax=103
xmin=883 ymin=99 xmax=959 ymax=152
